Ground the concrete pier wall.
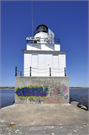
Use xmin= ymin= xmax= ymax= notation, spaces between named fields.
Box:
xmin=15 ymin=76 xmax=70 ymax=104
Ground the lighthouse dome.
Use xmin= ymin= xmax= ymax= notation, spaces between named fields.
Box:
xmin=36 ymin=24 xmax=48 ymax=33
xmin=33 ymin=24 xmax=48 ymax=36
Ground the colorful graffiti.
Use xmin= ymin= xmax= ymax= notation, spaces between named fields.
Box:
xmin=15 ymin=86 xmax=49 ymax=100
xmin=63 ymin=86 xmax=68 ymax=102
xmin=42 ymin=85 xmax=68 ymax=103
xmin=28 ymin=97 xmax=43 ymax=103
xmin=49 ymin=87 xmax=63 ymax=97
xmin=15 ymin=85 xmax=69 ymax=103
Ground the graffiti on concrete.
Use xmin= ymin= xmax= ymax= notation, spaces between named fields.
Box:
xmin=28 ymin=97 xmax=35 ymax=102
xmin=63 ymin=86 xmax=68 ymax=94
xmin=43 ymin=85 xmax=68 ymax=103
xmin=63 ymin=86 xmax=68 ymax=102
xmin=15 ymin=85 xmax=68 ymax=103
xmin=28 ymin=97 xmax=43 ymax=104
xmin=49 ymin=87 xmax=63 ymax=97
xmin=15 ymin=86 xmax=49 ymax=100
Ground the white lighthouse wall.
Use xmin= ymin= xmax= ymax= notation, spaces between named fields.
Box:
xmin=42 ymin=44 xmax=54 ymax=51
xmin=24 ymin=53 xmax=66 ymax=77
xmin=27 ymin=43 xmax=60 ymax=51
xmin=52 ymin=55 xmax=59 ymax=76
xmin=38 ymin=54 xmax=46 ymax=76
xmin=54 ymin=44 xmax=60 ymax=51
xmin=27 ymin=44 xmax=41 ymax=50
xmin=45 ymin=54 xmax=52 ymax=76
xmin=59 ymin=54 xmax=66 ymax=76
xmin=32 ymin=54 xmax=38 ymax=76
xmin=24 ymin=54 xmax=31 ymax=76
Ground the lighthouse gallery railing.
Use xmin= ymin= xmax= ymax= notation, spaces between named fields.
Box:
xmin=26 ymin=37 xmax=60 ymax=44
xmin=15 ymin=67 xmax=66 ymax=77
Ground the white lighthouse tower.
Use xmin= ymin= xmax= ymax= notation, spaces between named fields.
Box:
xmin=23 ymin=24 xmax=67 ymax=77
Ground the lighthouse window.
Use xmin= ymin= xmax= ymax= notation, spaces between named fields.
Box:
xmin=37 ymin=26 xmax=48 ymax=33
xmin=34 ymin=41 xmax=37 ymax=43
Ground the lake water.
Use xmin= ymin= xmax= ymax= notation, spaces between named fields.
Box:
xmin=0 ymin=89 xmax=89 ymax=109
xmin=0 ymin=89 xmax=15 ymax=108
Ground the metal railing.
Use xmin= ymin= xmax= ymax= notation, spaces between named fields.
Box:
xmin=26 ymin=37 xmax=60 ymax=44
xmin=15 ymin=67 xmax=66 ymax=77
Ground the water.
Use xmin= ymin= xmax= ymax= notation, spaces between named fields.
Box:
xmin=0 ymin=89 xmax=15 ymax=108
xmin=70 ymin=89 xmax=89 ymax=107
xmin=0 ymin=89 xmax=89 ymax=108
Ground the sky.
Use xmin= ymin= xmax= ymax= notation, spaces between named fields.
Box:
xmin=0 ymin=1 xmax=88 ymax=87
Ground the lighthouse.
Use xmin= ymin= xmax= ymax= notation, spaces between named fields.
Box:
xmin=22 ymin=24 xmax=67 ymax=77
xmin=15 ymin=24 xmax=70 ymax=104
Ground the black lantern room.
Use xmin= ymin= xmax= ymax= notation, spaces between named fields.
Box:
xmin=36 ymin=24 xmax=48 ymax=33
xmin=33 ymin=24 xmax=48 ymax=36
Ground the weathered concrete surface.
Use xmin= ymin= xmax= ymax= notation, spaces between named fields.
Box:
xmin=0 ymin=125 xmax=89 ymax=135
xmin=15 ymin=77 xmax=70 ymax=88
xmin=70 ymin=101 xmax=79 ymax=107
xmin=0 ymin=104 xmax=89 ymax=135
xmin=0 ymin=104 xmax=89 ymax=134
xmin=0 ymin=104 xmax=89 ymax=125
xmin=15 ymin=76 xmax=70 ymax=104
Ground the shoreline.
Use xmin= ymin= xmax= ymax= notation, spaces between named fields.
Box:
xmin=0 ymin=87 xmax=89 ymax=90
xmin=69 ymin=87 xmax=89 ymax=89
xmin=0 ymin=88 xmax=15 ymax=90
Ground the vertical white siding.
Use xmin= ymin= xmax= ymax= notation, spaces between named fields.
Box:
xmin=31 ymin=54 xmax=38 ymax=76
xmin=59 ymin=54 xmax=65 ymax=76
xmin=24 ymin=54 xmax=31 ymax=76
xmin=24 ymin=53 xmax=66 ymax=77
xmin=38 ymin=54 xmax=46 ymax=76
xmin=45 ymin=54 xmax=52 ymax=76
xmin=52 ymin=55 xmax=59 ymax=76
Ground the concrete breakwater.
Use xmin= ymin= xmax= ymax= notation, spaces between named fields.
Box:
xmin=15 ymin=76 xmax=70 ymax=104
xmin=0 ymin=104 xmax=89 ymax=135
